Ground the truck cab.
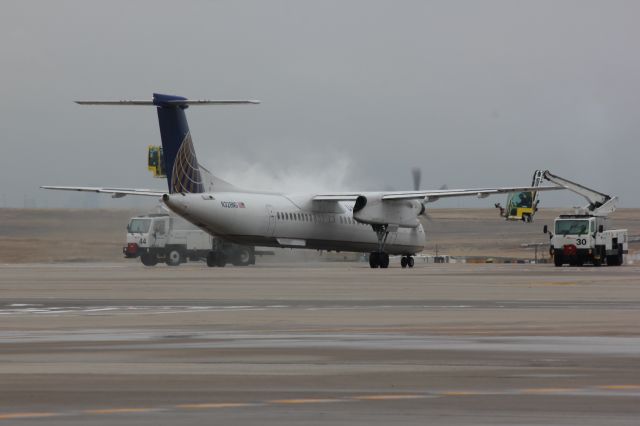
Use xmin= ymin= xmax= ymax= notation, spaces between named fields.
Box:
xmin=124 ymin=214 xmax=172 ymax=263
xmin=546 ymin=214 xmax=627 ymax=267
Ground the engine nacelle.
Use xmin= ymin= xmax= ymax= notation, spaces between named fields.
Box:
xmin=353 ymin=194 xmax=423 ymax=228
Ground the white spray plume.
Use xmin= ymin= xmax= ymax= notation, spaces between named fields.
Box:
xmin=211 ymin=154 xmax=357 ymax=194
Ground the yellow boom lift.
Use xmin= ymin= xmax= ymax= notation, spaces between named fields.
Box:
xmin=147 ymin=145 xmax=166 ymax=178
xmin=495 ymin=170 xmax=543 ymax=222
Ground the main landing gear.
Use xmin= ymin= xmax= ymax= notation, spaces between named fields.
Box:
xmin=400 ymin=256 xmax=415 ymax=268
xmin=369 ymin=251 xmax=389 ymax=268
xmin=369 ymin=224 xmax=391 ymax=269
xmin=368 ymin=224 xmax=414 ymax=269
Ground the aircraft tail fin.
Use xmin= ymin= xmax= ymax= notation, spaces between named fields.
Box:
xmin=76 ymin=93 xmax=259 ymax=194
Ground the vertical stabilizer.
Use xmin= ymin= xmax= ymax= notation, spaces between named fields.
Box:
xmin=153 ymin=93 xmax=204 ymax=194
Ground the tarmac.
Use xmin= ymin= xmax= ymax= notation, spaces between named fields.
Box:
xmin=1 ymin=261 xmax=640 ymax=425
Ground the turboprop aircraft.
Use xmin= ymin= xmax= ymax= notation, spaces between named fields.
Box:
xmin=43 ymin=93 xmax=565 ymax=269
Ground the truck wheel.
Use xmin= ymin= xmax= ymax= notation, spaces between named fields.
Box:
xmin=166 ymin=249 xmax=182 ymax=266
xmin=140 ymin=253 xmax=158 ymax=267
xmin=607 ymin=253 xmax=623 ymax=266
xmin=233 ymin=248 xmax=252 ymax=266
xmin=216 ymin=253 xmax=226 ymax=267
xmin=553 ymin=254 xmax=563 ymax=267
xmin=206 ymin=252 xmax=217 ymax=267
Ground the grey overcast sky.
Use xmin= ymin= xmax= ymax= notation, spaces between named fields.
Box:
xmin=1 ymin=0 xmax=639 ymax=209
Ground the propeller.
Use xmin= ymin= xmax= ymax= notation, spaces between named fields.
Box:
xmin=412 ymin=167 xmax=421 ymax=191
xmin=412 ymin=167 xmax=435 ymax=223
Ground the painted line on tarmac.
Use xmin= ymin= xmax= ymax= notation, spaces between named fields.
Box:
xmin=269 ymin=398 xmax=344 ymax=405
xmin=351 ymin=394 xmax=427 ymax=401
xmin=438 ymin=391 xmax=485 ymax=396
xmin=82 ymin=407 xmax=158 ymax=414
xmin=520 ymin=388 xmax=579 ymax=394
xmin=3 ymin=385 xmax=640 ymax=421
xmin=176 ymin=402 xmax=259 ymax=409
xmin=597 ymin=384 xmax=640 ymax=390
xmin=0 ymin=412 xmax=60 ymax=420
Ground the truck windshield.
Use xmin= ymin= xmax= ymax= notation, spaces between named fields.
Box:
xmin=129 ymin=218 xmax=151 ymax=233
xmin=555 ymin=220 xmax=589 ymax=235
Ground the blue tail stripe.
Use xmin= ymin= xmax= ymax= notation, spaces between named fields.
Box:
xmin=153 ymin=93 xmax=204 ymax=194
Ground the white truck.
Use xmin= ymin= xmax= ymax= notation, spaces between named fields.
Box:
xmin=542 ymin=171 xmax=628 ymax=267
xmin=123 ymin=213 xmax=255 ymax=267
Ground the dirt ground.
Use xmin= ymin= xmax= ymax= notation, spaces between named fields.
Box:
xmin=0 ymin=208 xmax=638 ymax=263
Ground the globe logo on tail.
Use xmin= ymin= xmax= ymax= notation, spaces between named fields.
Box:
xmin=170 ymin=133 xmax=204 ymax=194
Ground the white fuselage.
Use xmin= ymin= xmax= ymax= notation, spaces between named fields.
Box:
xmin=163 ymin=192 xmax=425 ymax=255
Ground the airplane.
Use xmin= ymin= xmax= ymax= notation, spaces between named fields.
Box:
xmin=43 ymin=93 xmax=566 ymax=269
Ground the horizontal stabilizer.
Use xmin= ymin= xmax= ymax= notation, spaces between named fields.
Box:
xmin=41 ymin=186 xmax=164 ymax=198
xmin=76 ymin=93 xmax=260 ymax=107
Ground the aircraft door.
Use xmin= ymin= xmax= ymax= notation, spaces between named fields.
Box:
xmin=264 ymin=205 xmax=276 ymax=237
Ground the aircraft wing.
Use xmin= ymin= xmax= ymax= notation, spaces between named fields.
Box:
xmin=41 ymin=186 xmax=164 ymax=198
xmin=314 ymin=185 xmax=564 ymax=202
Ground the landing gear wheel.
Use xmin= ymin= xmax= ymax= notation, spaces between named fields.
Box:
xmin=216 ymin=253 xmax=226 ymax=267
xmin=233 ymin=248 xmax=252 ymax=266
xmin=607 ymin=252 xmax=623 ymax=266
xmin=166 ymin=249 xmax=181 ymax=266
xmin=140 ymin=253 xmax=158 ymax=266
xmin=407 ymin=256 xmax=415 ymax=268
xmin=369 ymin=252 xmax=380 ymax=269
xmin=206 ymin=252 xmax=217 ymax=267
xmin=379 ymin=253 xmax=389 ymax=269
xmin=401 ymin=257 xmax=408 ymax=268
